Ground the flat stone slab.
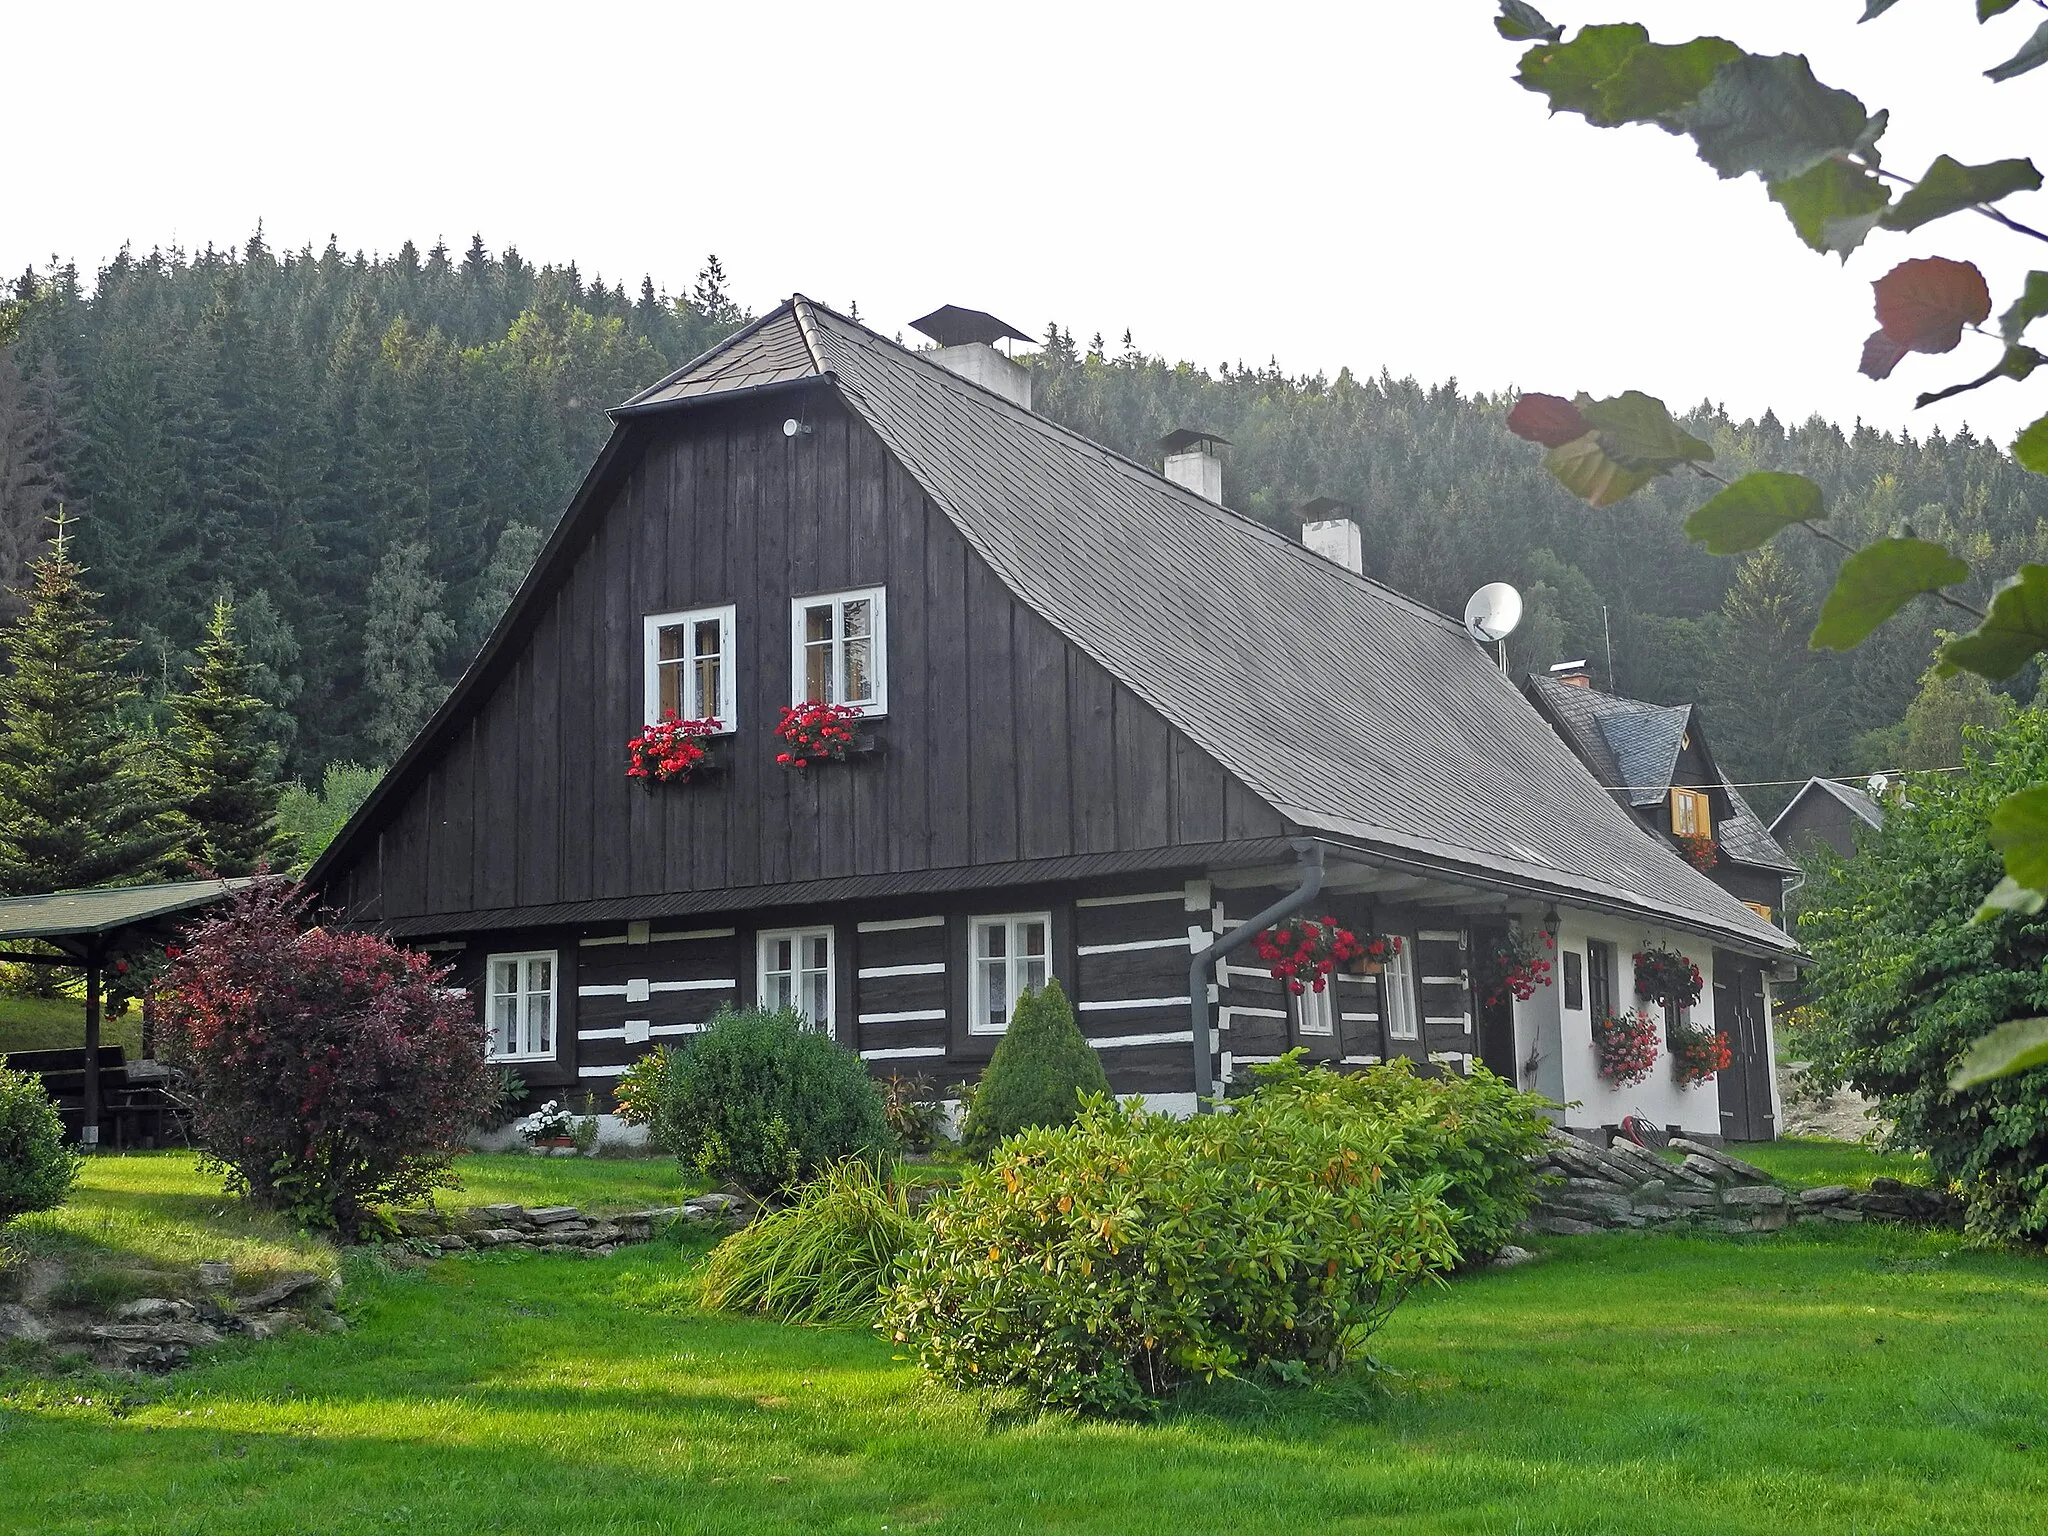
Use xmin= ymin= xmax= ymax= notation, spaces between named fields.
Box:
xmin=1670 ymin=1138 xmax=1770 ymax=1182
xmin=234 ymin=1274 xmax=328 ymax=1313
xmin=525 ymin=1206 xmax=582 ymax=1226
xmin=1800 ymin=1185 xmax=1856 ymax=1205
xmin=1718 ymin=1185 xmax=1788 ymax=1207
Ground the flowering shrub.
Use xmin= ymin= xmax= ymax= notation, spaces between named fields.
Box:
xmin=1674 ymin=832 xmax=1719 ymax=872
xmin=1593 ymin=1008 xmax=1660 ymax=1088
xmin=516 ymin=1099 xmax=576 ymax=1143
xmin=1634 ymin=946 xmax=1705 ymax=1010
xmin=1252 ymin=916 xmax=1367 ymax=995
xmin=155 ymin=879 xmax=496 ymax=1236
xmin=626 ymin=714 xmax=720 ymax=784
xmin=775 ymin=701 xmax=865 ymax=769
xmin=1668 ymin=1022 xmax=1732 ymax=1088
xmin=1477 ymin=926 xmax=1555 ymax=1009
xmin=883 ymin=1093 xmax=1458 ymax=1417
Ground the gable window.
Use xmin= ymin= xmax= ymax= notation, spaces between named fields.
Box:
xmin=758 ymin=928 xmax=834 ymax=1033
xmin=970 ymin=912 xmax=1050 ymax=1035
xmin=487 ymin=951 xmax=556 ymax=1061
xmin=1381 ymin=941 xmax=1420 ymax=1042
xmin=1671 ymin=787 xmax=1711 ymax=838
xmin=644 ymin=606 xmax=736 ymax=729
xmin=1293 ymin=984 xmax=1335 ymax=1038
xmin=1587 ymin=940 xmax=1615 ymax=1020
xmin=792 ymin=587 xmax=887 ymax=714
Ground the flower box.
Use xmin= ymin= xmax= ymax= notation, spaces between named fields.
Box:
xmin=627 ymin=715 xmax=721 ymax=786
xmin=776 ymin=701 xmax=870 ymax=769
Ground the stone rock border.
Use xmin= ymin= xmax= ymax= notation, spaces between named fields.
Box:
xmin=1 ymin=1272 xmax=345 ymax=1374
xmin=1523 ymin=1131 xmax=1962 ymax=1237
xmin=390 ymin=1192 xmax=749 ymax=1257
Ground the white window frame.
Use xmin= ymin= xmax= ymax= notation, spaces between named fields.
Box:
xmin=485 ymin=950 xmax=558 ymax=1062
xmin=790 ymin=586 xmax=888 ymax=716
xmin=1293 ymin=984 xmax=1336 ymax=1037
xmin=969 ymin=911 xmax=1053 ymax=1037
xmin=1382 ymin=941 xmax=1420 ymax=1042
xmin=757 ymin=927 xmax=835 ymax=1035
xmin=643 ymin=605 xmax=737 ymax=731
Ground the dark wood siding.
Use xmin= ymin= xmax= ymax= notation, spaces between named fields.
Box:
xmin=325 ymin=392 xmax=1286 ymax=924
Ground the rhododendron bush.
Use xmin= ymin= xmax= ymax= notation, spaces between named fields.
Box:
xmin=156 ymin=879 xmax=495 ymax=1235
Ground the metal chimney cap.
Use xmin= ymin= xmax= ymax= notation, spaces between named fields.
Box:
xmin=1157 ymin=428 xmax=1231 ymax=454
xmin=909 ymin=305 xmax=1033 ymax=349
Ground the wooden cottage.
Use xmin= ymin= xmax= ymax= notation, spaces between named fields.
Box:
xmin=307 ymin=297 xmax=1798 ymax=1142
xmin=1770 ymin=775 xmax=1885 ymax=862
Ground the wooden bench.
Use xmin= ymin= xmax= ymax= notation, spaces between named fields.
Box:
xmin=2 ymin=1046 xmax=177 ymax=1148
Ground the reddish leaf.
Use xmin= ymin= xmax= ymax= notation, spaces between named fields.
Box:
xmin=1507 ymin=392 xmax=1589 ymax=447
xmin=1860 ymin=328 xmax=1911 ymax=380
xmin=1873 ymin=257 xmax=1992 ymax=354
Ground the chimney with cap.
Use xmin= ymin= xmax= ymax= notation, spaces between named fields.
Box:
xmin=1159 ymin=429 xmax=1228 ymax=503
xmin=909 ymin=305 xmax=1034 ymax=410
xmin=1298 ymin=496 xmax=1363 ymax=574
xmin=1548 ymin=659 xmax=1593 ymax=689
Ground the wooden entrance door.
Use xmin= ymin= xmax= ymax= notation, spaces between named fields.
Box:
xmin=1712 ymin=951 xmax=1777 ymax=1143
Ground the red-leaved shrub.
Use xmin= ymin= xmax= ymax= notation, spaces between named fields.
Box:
xmin=156 ymin=879 xmax=495 ymax=1236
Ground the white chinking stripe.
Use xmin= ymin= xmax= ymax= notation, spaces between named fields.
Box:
xmin=860 ymin=1046 xmax=947 ymax=1060
xmin=858 ymin=962 xmax=947 ymax=978
xmin=1088 ymin=1030 xmax=1194 ymax=1049
xmin=1077 ymin=996 xmax=1190 ymax=1011
xmin=1077 ymin=936 xmax=1191 ymax=956
xmin=856 ymin=916 xmax=945 ymax=933
xmin=578 ymin=978 xmax=734 ymax=998
xmin=580 ymin=926 xmax=735 ymax=947
xmin=858 ymin=1008 xmax=947 ymax=1024
xmin=1075 ymin=890 xmax=1181 ymax=908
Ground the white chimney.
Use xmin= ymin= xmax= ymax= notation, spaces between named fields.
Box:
xmin=909 ymin=304 xmax=1034 ymax=410
xmin=1159 ymin=429 xmax=1228 ymax=502
xmin=1299 ymin=498 xmax=1363 ymax=574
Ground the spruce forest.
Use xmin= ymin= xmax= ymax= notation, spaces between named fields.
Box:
xmin=3 ymin=231 xmax=2042 ymax=819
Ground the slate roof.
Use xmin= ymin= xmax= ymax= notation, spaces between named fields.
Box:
xmin=1526 ymin=675 xmax=1796 ymax=874
xmin=1771 ymin=776 xmax=1885 ymax=835
xmin=612 ymin=299 xmax=1789 ymax=953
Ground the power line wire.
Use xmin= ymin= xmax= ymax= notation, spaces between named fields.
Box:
xmin=1596 ymin=767 xmax=1963 ymax=794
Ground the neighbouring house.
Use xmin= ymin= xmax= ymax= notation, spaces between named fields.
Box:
xmin=1770 ymin=775 xmax=1886 ymax=862
xmin=306 ymin=297 xmax=1796 ymax=1144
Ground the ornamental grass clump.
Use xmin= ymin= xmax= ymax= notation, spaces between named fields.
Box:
xmin=1243 ymin=1052 xmax=1555 ymax=1259
xmin=0 ymin=1058 xmax=79 ymax=1226
xmin=884 ymin=1094 xmax=1458 ymax=1417
xmin=156 ymin=879 xmax=496 ymax=1236
xmin=701 ymin=1159 xmax=922 ymax=1325
xmin=959 ymin=979 xmax=1109 ymax=1156
xmin=644 ymin=1006 xmax=893 ymax=1201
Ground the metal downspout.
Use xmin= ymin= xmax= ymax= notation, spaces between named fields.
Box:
xmin=1188 ymin=842 xmax=1326 ymax=1113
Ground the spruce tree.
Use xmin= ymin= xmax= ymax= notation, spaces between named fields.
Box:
xmin=362 ymin=537 xmax=453 ymax=760
xmin=168 ymin=597 xmax=290 ymax=874
xmin=0 ymin=513 xmax=181 ymax=895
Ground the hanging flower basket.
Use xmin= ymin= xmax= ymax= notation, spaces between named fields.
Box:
xmin=1633 ymin=946 xmax=1704 ymax=1010
xmin=1593 ymin=1008 xmax=1660 ymax=1088
xmin=1477 ymin=925 xmax=1555 ymax=1009
xmin=626 ymin=715 xmax=720 ymax=785
xmin=776 ymin=701 xmax=867 ymax=769
xmin=1349 ymin=933 xmax=1403 ymax=976
xmin=1669 ymin=1022 xmax=1732 ymax=1088
xmin=1674 ymin=832 xmax=1719 ymax=872
xmin=1252 ymin=915 xmax=1367 ymax=996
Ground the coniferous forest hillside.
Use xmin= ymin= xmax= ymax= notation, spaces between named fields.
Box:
xmin=3 ymin=233 xmax=2043 ymax=816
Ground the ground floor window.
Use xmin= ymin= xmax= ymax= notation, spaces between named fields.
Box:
xmin=487 ymin=951 xmax=556 ymax=1061
xmin=1382 ymin=941 xmax=1420 ymax=1041
xmin=759 ymin=928 xmax=833 ymax=1032
xmin=1293 ymin=984 xmax=1335 ymax=1037
xmin=970 ymin=912 xmax=1050 ymax=1035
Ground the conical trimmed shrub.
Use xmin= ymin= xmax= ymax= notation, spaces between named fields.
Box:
xmin=962 ymin=979 xmax=1111 ymax=1155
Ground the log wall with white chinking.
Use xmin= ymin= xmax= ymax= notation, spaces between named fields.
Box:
xmin=1068 ymin=881 xmax=1213 ymax=1099
xmin=853 ymin=915 xmax=950 ymax=1066
xmin=1414 ymin=927 xmax=1479 ymax=1077
xmin=1212 ymin=889 xmax=1397 ymax=1086
xmin=573 ymin=924 xmax=741 ymax=1086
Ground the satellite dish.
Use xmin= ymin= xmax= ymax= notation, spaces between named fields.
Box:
xmin=1464 ymin=582 xmax=1524 ymax=645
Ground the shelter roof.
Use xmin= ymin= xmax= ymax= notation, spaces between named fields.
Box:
xmin=0 ymin=878 xmax=253 ymax=951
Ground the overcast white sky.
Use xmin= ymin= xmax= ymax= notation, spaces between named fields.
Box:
xmin=8 ymin=1 xmax=2045 ymax=444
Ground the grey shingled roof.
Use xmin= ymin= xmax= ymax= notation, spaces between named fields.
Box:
xmin=1771 ymin=776 xmax=1886 ymax=835
xmin=0 ymin=878 xmax=252 ymax=943
xmin=618 ymin=299 xmax=1787 ymax=951
xmin=1527 ymin=675 xmax=1795 ymax=874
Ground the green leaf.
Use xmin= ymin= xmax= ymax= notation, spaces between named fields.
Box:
xmin=2000 ymin=273 xmax=2048 ymax=344
xmin=1991 ymin=785 xmax=2048 ymax=890
xmin=1949 ymin=1017 xmax=2048 ymax=1090
xmin=1578 ymin=391 xmax=1714 ymax=471
xmin=1495 ymin=1 xmax=1562 ymax=43
xmin=1542 ymin=433 xmax=1656 ymax=508
xmin=1685 ymin=471 xmax=1825 ymax=554
xmin=2015 ymin=412 xmax=2048 ymax=474
xmin=1769 ymin=159 xmax=1893 ymax=256
xmin=1681 ymin=53 xmax=1878 ymax=182
xmin=1811 ymin=537 xmax=1972 ymax=650
xmin=1594 ymin=37 xmax=1742 ymax=129
xmin=1988 ymin=19 xmax=2048 ymax=81
xmin=1516 ymin=23 xmax=1649 ymax=119
xmin=1915 ymin=345 xmax=2043 ymax=408
xmin=1981 ymin=1 xmax=2024 ymax=20
xmin=1939 ymin=564 xmax=2048 ymax=679
xmin=1880 ymin=155 xmax=2043 ymax=232
xmin=1973 ymin=876 xmax=2046 ymax=924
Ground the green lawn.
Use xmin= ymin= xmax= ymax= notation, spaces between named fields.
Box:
xmin=0 ymin=991 xmax=134 ymax=1057
xmin=5 ymin=1148 xmax=2046 ymax=1531
xmin=1735 ymin=1135 xmax=1935 ymax=1189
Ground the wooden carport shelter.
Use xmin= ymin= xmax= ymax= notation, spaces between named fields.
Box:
xmin=0 ymin=878 xmax=251 ymax=1147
